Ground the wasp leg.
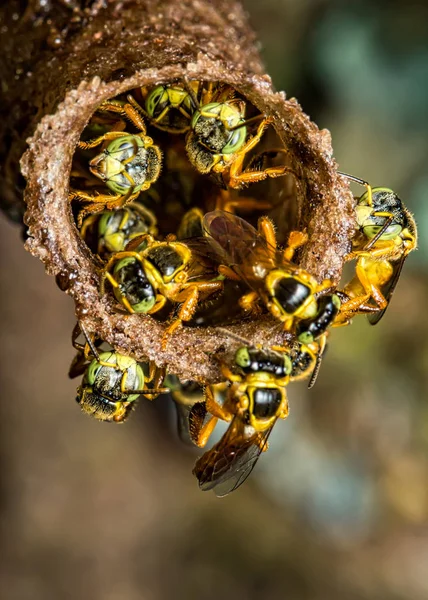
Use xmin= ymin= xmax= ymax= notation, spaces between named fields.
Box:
xmin=99 ymin=98 xmax=150 ymax=136
xmin=74 ymin=190 xmax=140 ymax=227
xmin=124 ymin=232 xmax=156 ymax=251
xmin=339 ymin=173 xmax=373 ymax=207
xmin=216 ymin=194 xmax=273 ymax=214
xmin=220 ymin=363 xmax=242 ymax=383
xmin=192 ymin=386 xmax=233 ymax=448
xmin=191 ymin=414 xmax=218 ymax=448
xmin=218 ymin=265 xmax=241 ymax=281
xmin=122 ymin=102 xmax=149 ymax=135
xmin=69 ymin=323 xmax=92 ymax=379
xmin=126 ymin=94 xmax=152 ymax=119
xmin=162 ymin=281 xmax=223 ymax=348
xmin=77 ymin=130 xmax=126 ymax=150
xmin=283 ymin=230 xmax=308 ymax=262
xmin=239 ymin=291 xmax=262 ymax=315
xmin=144 ymin=363 xmax=168 ymax=399
xmin=226 ymin=118 xmax=271 ymax=188
xmin=69 ymin=190 xmax=121 ymax=204
xmin=315 ymin=278 xmax=334 ymax=295
xmin=79 ymin=212 xmax=99 ymax=237
xmin=258 ymin=216 xmax=277 ymax=252
xmin=346 ymin=240 xmax=397 ymax=262
xmin=144 ymin=364 xmax=167 ymax=400
xmin=118 ymin=361 xmax=168 ymax=398
xmin=336 ymin=260 xmax=390 ymax=322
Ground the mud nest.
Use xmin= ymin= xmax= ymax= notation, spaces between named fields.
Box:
xmin=0 ymin=0 xmax=355 ymax=383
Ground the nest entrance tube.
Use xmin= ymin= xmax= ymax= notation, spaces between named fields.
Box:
xmin=1 ymin=0 xmax=355 ymax=383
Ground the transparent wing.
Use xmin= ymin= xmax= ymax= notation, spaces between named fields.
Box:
xmin=193 ymin=414 xmax=275 ymax=497
xmin=368 ymin=255 xmax=406 ymax=325
xmin=202 ymin=210 xmax=280 ymax=291
xmin=68 ymin=350 xmax=89 ymax=379
xmin=184 ymin=236 xmax=226 ymax=281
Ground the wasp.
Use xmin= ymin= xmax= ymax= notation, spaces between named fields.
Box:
xmin=190 ymin=342 xmax=292 ymax=496
xmin=202 ymin=210 xmax=333 ymax=331
xmin=280 ymin=292 xmax=339 ymax=388
xmin=176 ymin=207 xmax=204 ymax=239
xmin=135 ymin=80 xmax=202 ymax=133
xmin=100 ymin=233 xmax=223 ymax=346
xmin=80 ymin=202 xmax=158 ymax=257
xmin=69 ymin=323 xmax=168 ymax=422
xmin=336 ymin=174 xmax=417 ymax=325
xmin=164 ymin=377 xmax=207 ymax=445
xmin=69 ymin=101 xmax=162 ymax=226
xmin=184 ymin=82 xmax=291 ymax=189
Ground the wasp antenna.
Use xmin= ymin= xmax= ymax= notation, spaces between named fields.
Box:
xmin=216 ymin=327 xmax=251 ymax=346
xmin=79 ymin=321 xmax=101 ymax=361
xmin=338 ymin=172 xmax=370 ymax=187
xmin=228 ymin=113 xmax=265 ymax=132
xmin=182 ymin=76 xmax=200 ymax=110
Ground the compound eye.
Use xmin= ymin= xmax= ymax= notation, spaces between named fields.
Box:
xmin=98 ymin=211 xmax=116 ymax=237
xmin=86 ymin=360 xmax=102 ymax=385
xmin=298 ymin=331 xmax=314 ymax=345
xmin=363 ymin=223 xmax=402 ymax=241
xmin=283 ymin=355 xmax=292 ymax=375
xmin=222 ymin=125 xmax=247 ymax=154
xmin=132 ymin=294 xmax=156 ymax=313
xmin=145 ymin=86 xmax=166 ymax=117
xmin=107 ymin=137 xmax=138 ymax=160
xmin=332 ymin=294 xmax=341 ymax=310
xmin=235 ymin=346 xmax=251 ymax=368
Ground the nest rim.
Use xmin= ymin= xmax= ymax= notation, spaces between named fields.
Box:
xmin=21 ymin=58 xmax=354 ymax=384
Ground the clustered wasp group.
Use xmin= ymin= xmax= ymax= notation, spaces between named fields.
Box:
xmin=68 ymin=79 xmax=417 ymax=496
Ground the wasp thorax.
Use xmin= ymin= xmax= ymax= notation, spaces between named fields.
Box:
xmin=252 ymin=387 xmax=283 ymax=419
xmin=113 ymin=257 xmax=156 ymax=313
xmin=146 ymin=245 xmax=185 ymax=279
xmin=236 ymin=347 xmax=292 ymax=377
xmin=297 ymin=294 xmax=341 ymax=343
xmin=273 ymin=277 xmax=311 ymax=314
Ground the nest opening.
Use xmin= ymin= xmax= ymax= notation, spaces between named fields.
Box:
xmin=21 ymin=60 xmax=355 ymax=384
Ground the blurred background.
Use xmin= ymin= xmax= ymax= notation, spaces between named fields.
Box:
xmin=1 ymin=1 xmax=428 ymax=598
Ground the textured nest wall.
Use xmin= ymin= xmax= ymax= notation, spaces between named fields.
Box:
xmin=0 ymin=0 xmax=355 ymax=383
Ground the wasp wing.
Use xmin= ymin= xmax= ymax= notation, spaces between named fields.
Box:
xmin=368 ymin=255 xmax=406 ymax=325
xmin=68 ymin=350 xmax=89 ymax=379
xmin=193 ymin=415 xmax=275 ymax=497
xmin=183 ymin=236 xmax=226 ymax=281
xmin=202 ymin=210 xmax=281 ymax=290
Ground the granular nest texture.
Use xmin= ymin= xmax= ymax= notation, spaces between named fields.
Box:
xmin=1 ymin=0 xmax=355 ymax=383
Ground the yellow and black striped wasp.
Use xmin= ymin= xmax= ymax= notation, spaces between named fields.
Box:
xmin=336 ymin=173 xmax=417 ymax=325
xmin=69 ymin=323 xmax=167 ymax=422
xmin=202 ymin=209 xmax=333 ymax=332
xmin=190 ymin=340 xmax=292 ymax=496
